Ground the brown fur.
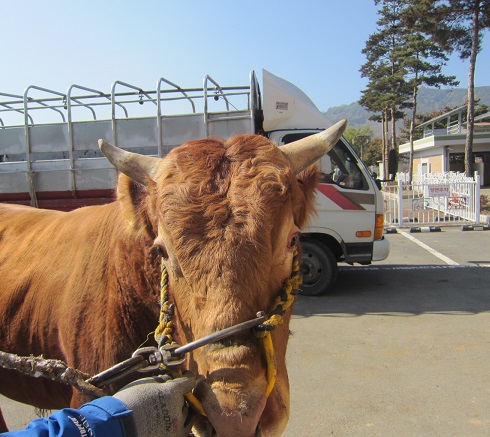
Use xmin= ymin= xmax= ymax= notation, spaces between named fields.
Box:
xmin=0 ymin=134 xmax=318 ymax=435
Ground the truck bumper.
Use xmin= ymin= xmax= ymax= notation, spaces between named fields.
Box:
xmin=373 ymin=236 xmax=390 ymax=261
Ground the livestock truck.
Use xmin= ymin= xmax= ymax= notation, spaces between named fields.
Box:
xmin=0 ymin=70 xmax=389 ymax=294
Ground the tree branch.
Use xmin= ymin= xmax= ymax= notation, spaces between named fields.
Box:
xmin=0 ymin=351 xmax=106 ymax=398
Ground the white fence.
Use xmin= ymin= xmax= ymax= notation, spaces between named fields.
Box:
xmin=383 ymin=172 xmax=484 ymax=228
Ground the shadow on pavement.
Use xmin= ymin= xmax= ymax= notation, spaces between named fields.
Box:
xmin=293 ymin=264 xmax=490 ymax=317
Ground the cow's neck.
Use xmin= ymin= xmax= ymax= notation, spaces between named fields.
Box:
xmin=107 ymin=224 xmax=161 ymax=362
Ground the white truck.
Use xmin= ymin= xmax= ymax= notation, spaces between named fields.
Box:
xmin=0 ymin=70 xmax=389 ymax=294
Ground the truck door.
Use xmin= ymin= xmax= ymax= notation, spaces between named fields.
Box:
xmin=313 ymin=139 xmax=377 ymax=264
xmin=279 ymin=132 xmax=379 ymax=295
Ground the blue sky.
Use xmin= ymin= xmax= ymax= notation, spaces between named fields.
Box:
xmin=1 ymin=0 xmax=489 ymax=113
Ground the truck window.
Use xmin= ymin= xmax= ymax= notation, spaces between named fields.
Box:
xmin=281 ymin=133 xmax=367 ymax=190
xmin=319 ymin=142 xmax=367 ymax=190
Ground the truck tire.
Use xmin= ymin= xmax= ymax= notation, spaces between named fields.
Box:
xmin=299 ymin=239 xmax=338 ymax=296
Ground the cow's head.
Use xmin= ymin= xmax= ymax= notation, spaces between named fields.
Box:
xmin=99 ymin=120 xmax=346 ymax=437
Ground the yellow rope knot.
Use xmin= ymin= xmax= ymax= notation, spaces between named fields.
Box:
xmin=154 ymin=264 xmax=176 ymax=347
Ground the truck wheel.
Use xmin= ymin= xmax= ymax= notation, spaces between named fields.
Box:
xmin=299 ymin=240 xmax=338 ymax=296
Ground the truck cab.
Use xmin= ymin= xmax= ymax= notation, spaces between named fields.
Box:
xmin=271 ymin=130 xmax=389 ymax=294
xmin=263 ymin=71 xmax=389 ymax=295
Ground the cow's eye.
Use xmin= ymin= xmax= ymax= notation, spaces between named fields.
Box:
xmin=153 ymin=235 xmax=169 ymax=260
xmin=155 ymin=245 xmax=168 ymax=259
xmin=289 ymin=234 xmax=300 ymax=248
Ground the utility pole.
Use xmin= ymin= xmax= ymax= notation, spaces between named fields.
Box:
xmin=353 ymin=135 xmax=371 ymax=162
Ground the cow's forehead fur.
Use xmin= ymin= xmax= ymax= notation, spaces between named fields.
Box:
xmin=118 ymin=134 xmax=318 ymax=284
xmin=160 ymin=135 xmax=316 ymax=252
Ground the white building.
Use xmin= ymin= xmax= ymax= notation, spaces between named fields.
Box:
xmin=398 ymin=106 xmax=490 ymax=185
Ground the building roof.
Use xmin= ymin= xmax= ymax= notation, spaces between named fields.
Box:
xmin=417 ymin=105 xmax=467 ymax=130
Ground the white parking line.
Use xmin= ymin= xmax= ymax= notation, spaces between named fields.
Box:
xmin=339 ymin=265 xmax=478 ymax=271
xmin=398 ymin=230 xmax=460 ymax=266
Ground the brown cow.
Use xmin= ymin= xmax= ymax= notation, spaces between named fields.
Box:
xmin=0 ymin=120 xmax=346 ymax=436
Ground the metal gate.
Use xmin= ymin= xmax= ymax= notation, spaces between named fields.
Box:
xmin=383 ymin=172 xmax=483 ymax=228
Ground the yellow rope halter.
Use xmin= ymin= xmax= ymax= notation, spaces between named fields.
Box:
xmin=152 ymin=265 xmax=208 ymax=415
xmin=253 ymin=250 xmax=301 ymax=397
xmin=152 ymin=249 xmax=301 ymax=414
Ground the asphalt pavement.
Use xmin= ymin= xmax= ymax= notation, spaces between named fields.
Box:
xmin=285 ymin=226 xmax=490 ymax=436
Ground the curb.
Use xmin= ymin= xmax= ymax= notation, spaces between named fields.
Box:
xmin=386 ymin=224 xmax=490 ymax=233
xmin=461 ymin=225 xmax=490 ymax=231
xmin=409 ymin=226 xmax=441 ymax=233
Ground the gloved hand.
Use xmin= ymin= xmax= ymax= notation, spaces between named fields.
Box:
xmin=114 ymin=372 xmax=196 ymax=437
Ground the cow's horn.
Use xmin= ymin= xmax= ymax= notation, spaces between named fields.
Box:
xmin=98 ymin=140 xmax=162 ymax=185
xmin=279 ymin=119 xmax=347 ymax=174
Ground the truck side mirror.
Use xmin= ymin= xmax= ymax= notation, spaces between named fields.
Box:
xmin=388 ymin=149 xmax=398 ymax=181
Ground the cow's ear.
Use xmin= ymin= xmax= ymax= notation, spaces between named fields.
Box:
xmin=117 ymin=174 xmax=157 ymax=240
xmin=294 ymin=164 xmax=319 ymax=228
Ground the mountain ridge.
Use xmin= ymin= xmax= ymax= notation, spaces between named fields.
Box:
xmin=323 ymin=86 xmax=490 ymax=137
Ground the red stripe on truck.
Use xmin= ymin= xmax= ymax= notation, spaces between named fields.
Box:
xmin=317 ymin=184 xmax=364 ymax=210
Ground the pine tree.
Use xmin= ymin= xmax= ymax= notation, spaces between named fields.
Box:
xmin=361 ymin=0 xmax=465 ymax=181
xmin=420 ymin=0 xmax=490 ymax=176
xmin=360 ymin=0 xmax=409 ymax=177
xmin=397 ymin=2 xmax=459 ymax=183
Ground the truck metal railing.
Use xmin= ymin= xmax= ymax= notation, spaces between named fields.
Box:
xmin=203 ymin=74 xmax=254 ymax=136
xmin=110 ymin=81 xmax=158 ymax=146
xmin=156 ymin=77 xmax=197 ymax=156
xmin=0 ymin=77 xmax=252 ymax=128
xmin=0 ymin=92 xmax=34 ymax=126
xmin=0 ymin=74 xmax=256 ymax=207
xmin=23 ymin=86 xmax=71 ymax=207
xmin=24 ymin=86 xmax=67 ymax=123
